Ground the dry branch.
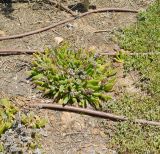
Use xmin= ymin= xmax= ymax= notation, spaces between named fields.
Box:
xmin=0 ymin=49 xmax=37 ymax=55
xmin=0 ymin=49 xmax=159 ymax=56
xmin=0 ymin=8 xmax=138 ymax=41
xmin=30 ymin=103 xmax=160 ymax=126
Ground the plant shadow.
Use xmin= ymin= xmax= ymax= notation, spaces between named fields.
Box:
xmin=1 ymin=0 xmax=14 ymax=19
xmin=68 ymin=3 xmax=96 ymax=13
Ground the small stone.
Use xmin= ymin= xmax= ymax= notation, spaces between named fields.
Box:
xmin=20 ymin=136 xmax=32 ymax=143
xmin=10 ymin=145 xmax=21 ymax=153
xmin=0 ymin=30 xmax=5 ymax=36
xmin=1 ymin=135 xmax=6 ymax=141
xmin=4 ymin=142 xmax=11 ymax=149
xmin=6 ymin=136 xmax=14 ymax=143
xmin=61 ymin=112 xmax=73 ymax=126
xmin=34 ymin=148 xmax=42 ymax=154
xmin=54 ymin=37 xmax=64 ymax=45
xmin=65 ymin=23 xmax=74 ymax=30
xmin=39 ymin=129 xmax=48 ymax=137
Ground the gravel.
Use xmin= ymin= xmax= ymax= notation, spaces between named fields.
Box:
xmin=0 ymin=121 xmax=43 ymax=154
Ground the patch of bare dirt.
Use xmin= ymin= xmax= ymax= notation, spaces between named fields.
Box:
xmin=40 ymin=110 xmax=116 ymax=154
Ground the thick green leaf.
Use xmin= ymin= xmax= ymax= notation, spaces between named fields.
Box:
xmin=32 ymin=74 xmax=44 ymax=80
xmin=87 ymin=80 xmax=100 ymax=86
xmin=0 ymin=122 xmax=6 ymax=135
xmin=104 ymin=83 xmax=115 ymax=92
xmin=63 ymin=96 xmax=69 ymax=105
xmin=86 ymin=84 xmax=101 ymax=91
xmin=35 ymin=119 xmax=47 ymax=128
xmin=0 ymin=99 xmax=10 ymax=108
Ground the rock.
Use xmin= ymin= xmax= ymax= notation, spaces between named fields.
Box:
xmin=0 ymin=111 xmax=45 ymax=154
xmin=20 ymin=136 xmax=32 ymax=142
xmin=65 ymin=23 xmax=74 ymax=30
xmin=34 ymin=148 xmax=42 ymax=154
xmin=10 ymin=145 xmax=21 ymax=153
xmin=39 ymin=129 xmax=48 ymax=137
xmin=0 ymin=30 xmax=5 ymax=36
xmin=54 ymin=37 xmax=64 ymax=45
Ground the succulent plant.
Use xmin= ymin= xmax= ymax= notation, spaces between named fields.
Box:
xmin=30 ymin=44 xmax=116 ymax=109
xmin=0 ymin=99 xmax=18 ymax=136
xmin=21 ymin=111 xmax=47 ymax=128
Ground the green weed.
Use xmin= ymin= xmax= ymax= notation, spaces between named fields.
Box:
xmin=111 ymin=121 xmax=160 ymax=154
xmin=0 ymin=98 xmax=47 ymax=136
xmin=30 ymin=44 xmax=116 ymax=109
xmin=0 ymin=99 xmax=18 ymax=136
xmin=107 ymin=1 xmax=160 ymax=153
xmin=21 ymin=111 xmax=47 ymax=129
xmin=117 ymin=0 xmax=160 ymax=52
xmin=0 ymin=98 xmax=47 ymax=152
xmin=124 ymin=54 xmax=160 ymax=101
xmin=106 ymin=95 xmax=160 ymax=121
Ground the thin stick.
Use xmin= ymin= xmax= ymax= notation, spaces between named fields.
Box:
xmin=94 ymin=30 xmax=111 ymax=33
xmin=0 ymin=49 xmax=160 ymax=56
xmin=0 ymin=49 xmax=38 ymax=55
xmin=30 ymin=103 xmax=160 ymax=126
xmin=0 ymin=8 xmax=138 ymax=41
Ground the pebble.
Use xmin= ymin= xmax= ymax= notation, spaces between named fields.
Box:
xmin=0 ymin=30 xmax=5 ymax=36
xmin=54 ymin=37 xmax=64 ymax=45
xmin=39 ymin=129 xmax=48 ymax=137
xmin=34 ymin=148 xmax=42 ymax=154
xmin=65 ymin=23 xmax=74 ymax=30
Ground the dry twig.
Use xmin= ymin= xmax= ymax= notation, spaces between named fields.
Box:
xmin=30 ymin=103 xmax=160 ymax=126
xmin=0 ymin=8 xmax=138 ymax=41
xmin=0 ymin=49 xmax=160 ymax=56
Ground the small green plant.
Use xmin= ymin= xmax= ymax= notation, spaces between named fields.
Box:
xmin=124 ymin=54 xmax=160 ymax=101
xmin=107 ymin=1 xmax=160 ymax=153
xmin=114 ymin=50 xmax=126 ymax=63
xmin=0 ymin=99 xmax=18 ymax=136
xmin=0 ymin=98 xmax=47 ymax=136
xmin=0 ymin=142 xmax=4 ymax=152
xmin=0 ymin=99 xmax=47 ymax=153
xmin=110 ymin=122 xmax=160 ymax=154
xmin=117 ymin=0 xmax=160 ymax=52
xmin=21 ymin=111 xmax=47 ymax=128
xmin=30 ymin=44 xmax=116 ymax=109
xmin=105 ymin=95 xmax=160 ymax=153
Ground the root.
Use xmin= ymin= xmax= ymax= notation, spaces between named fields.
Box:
xmin=0 ymin=48 xmax=159 ymax=56
xmin=30 ymin=103 xmax=160 ymax=126
xmin=0 ymin=49 xmax=36 ymax=55
xmin=0 ymin=8 xmax=138 ymax=41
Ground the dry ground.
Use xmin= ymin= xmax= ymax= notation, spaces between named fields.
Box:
xmin=0 ymin=0 xmax=153 ymax=153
